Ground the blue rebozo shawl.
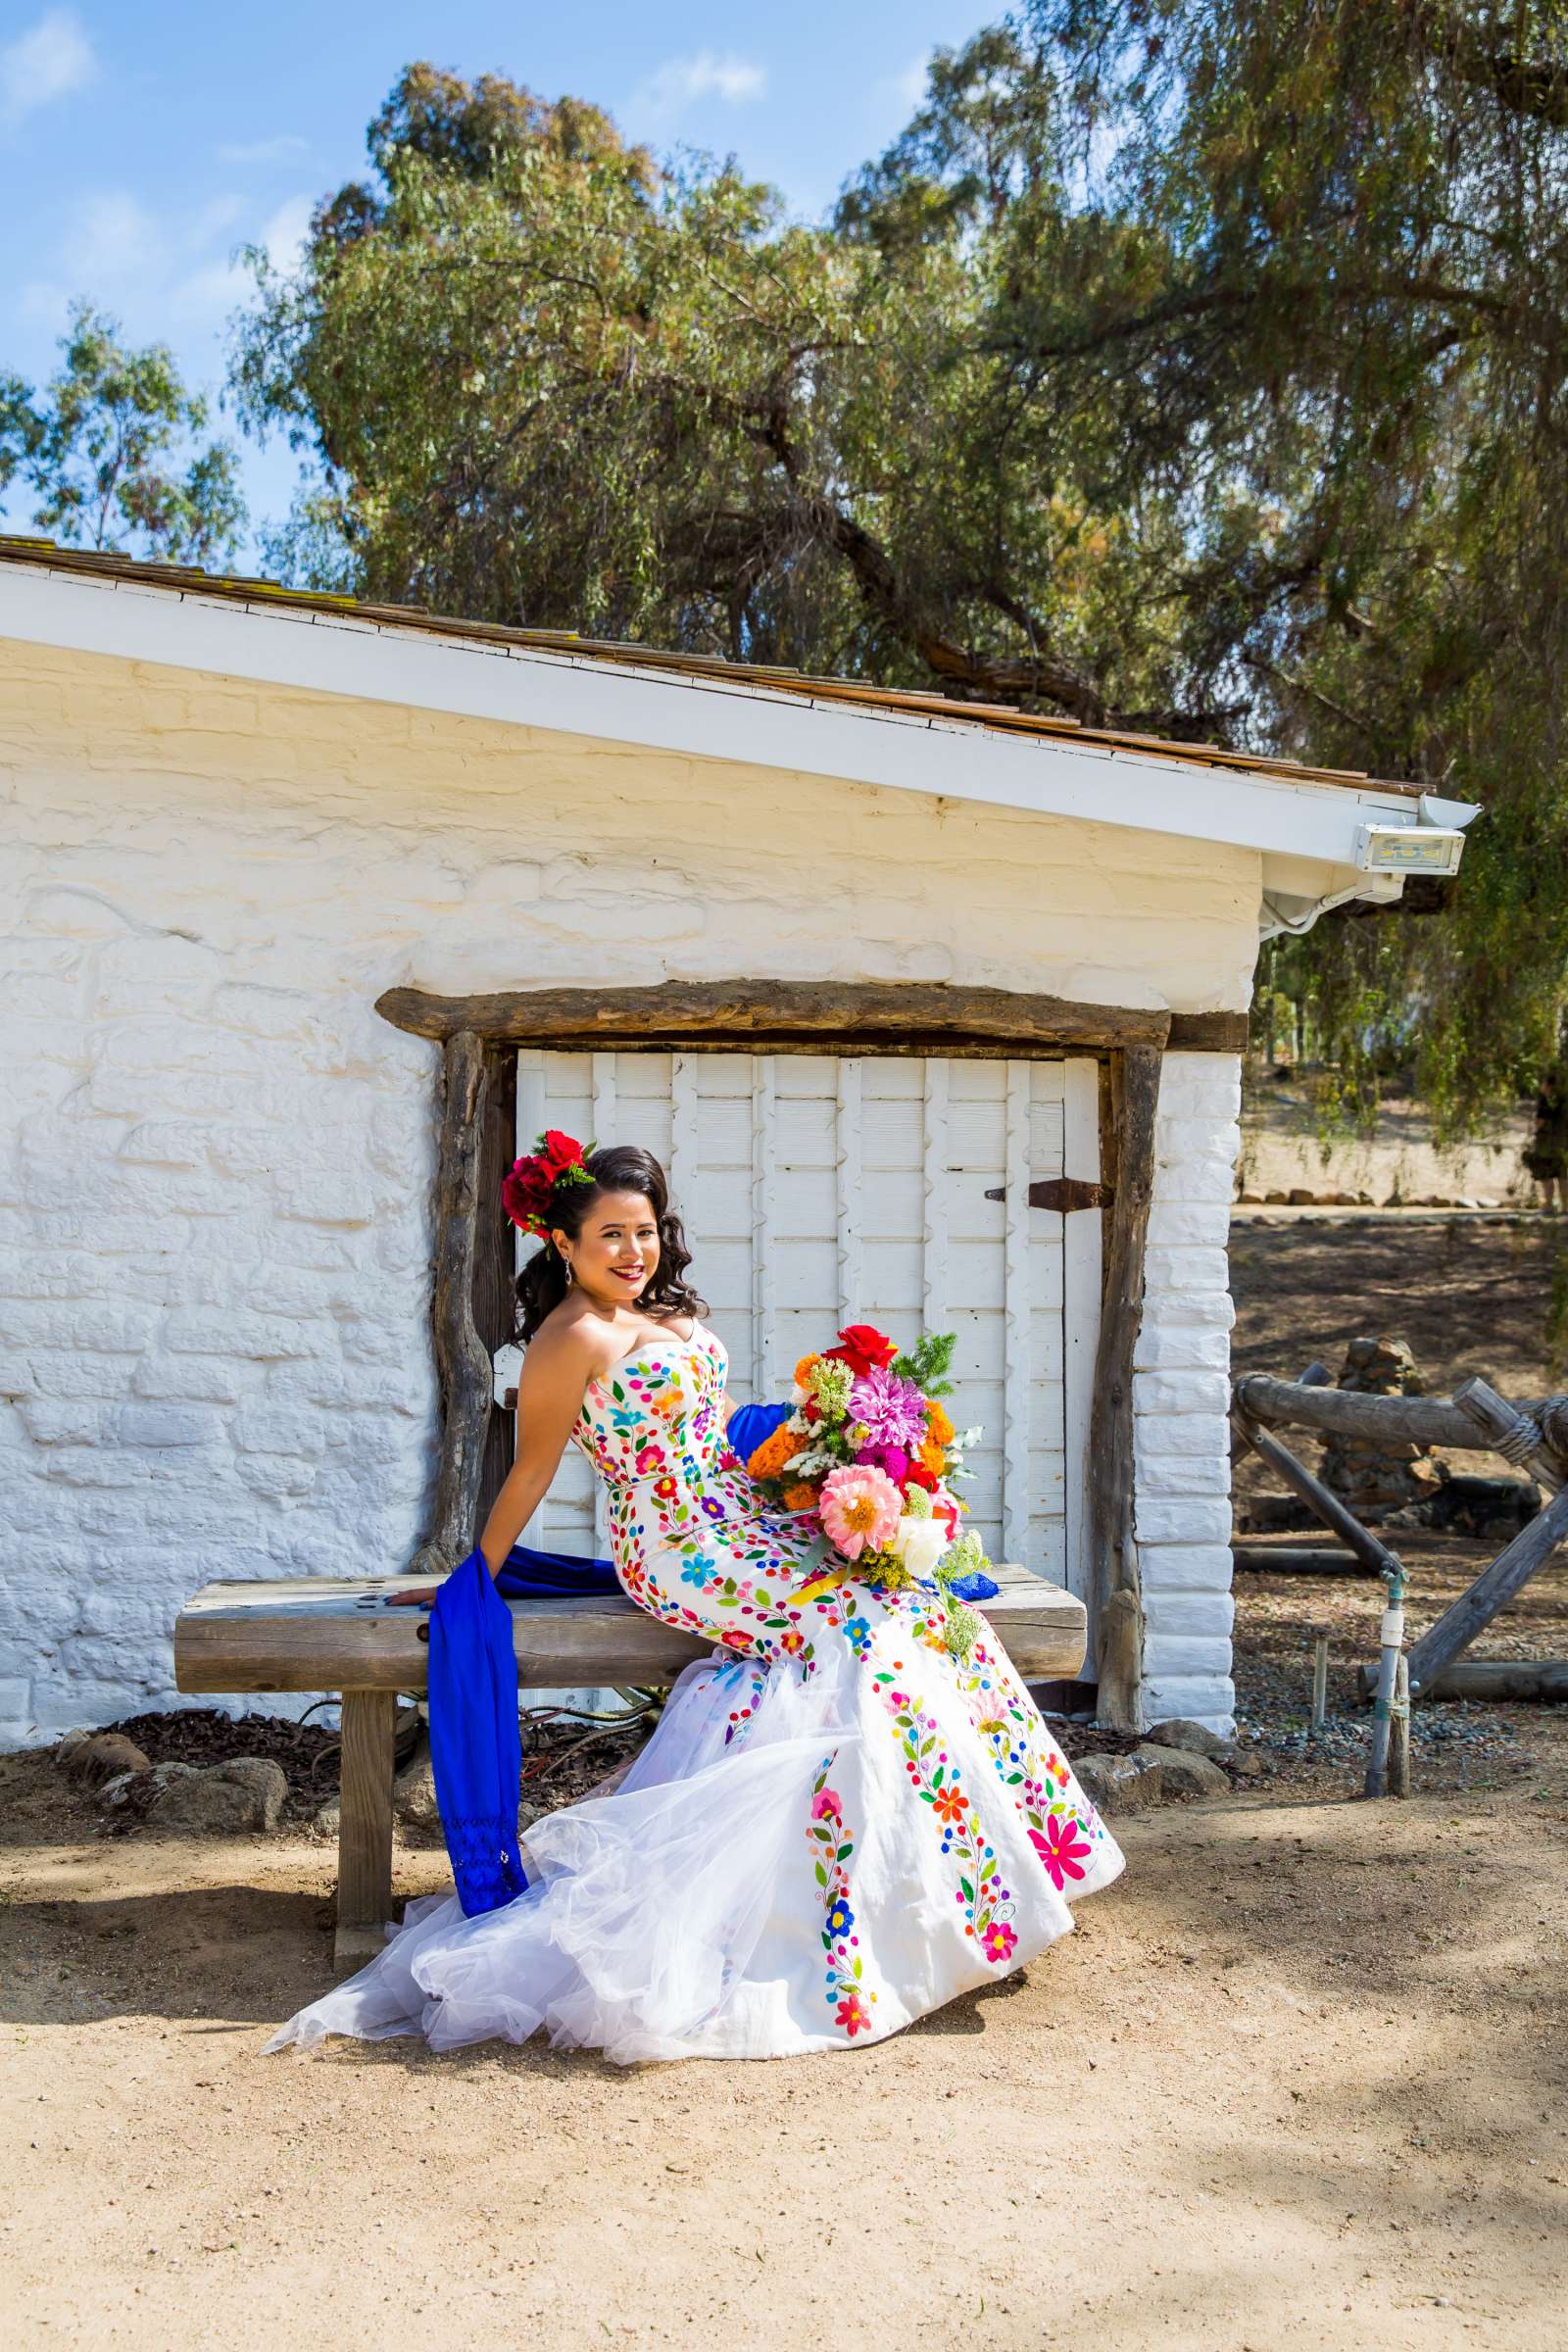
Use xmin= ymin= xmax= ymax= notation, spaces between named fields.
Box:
xmin=424 ymin=1400 xmax=792 ymax=1917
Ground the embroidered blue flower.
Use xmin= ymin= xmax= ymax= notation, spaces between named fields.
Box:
xmin=825 ymin=1894 xmax=855 ymax=1938
xmin=679 ymin=1562 xmax=713 ymax=1591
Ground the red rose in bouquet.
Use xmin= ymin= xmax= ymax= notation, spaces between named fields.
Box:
xmin=823 ymin=1322 xmax=898 ymax=1379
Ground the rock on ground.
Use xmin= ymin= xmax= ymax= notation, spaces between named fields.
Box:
xmin=1074 ymin=1751 xmax=1164 ymax=1813
xmin=58 ymin=1732 xmax=152 ymax=1788
xmin=1144 ymin=1717 xmax=1235 ymax=1760
xmin=1133 ymin=1743 xmax=1232 ymax=1798
xmin=144 ymin=1757 xmax=288 ymax=1835
xmin=392 ymin=1741 xmax=440 ymax=1829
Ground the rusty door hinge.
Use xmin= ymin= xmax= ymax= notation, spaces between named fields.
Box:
xmin=983 ymin=1177 xmax=1111 ymax=1211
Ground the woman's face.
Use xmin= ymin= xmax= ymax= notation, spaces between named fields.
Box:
xmin=557 ymin=1190 xmax=661 ymax=1308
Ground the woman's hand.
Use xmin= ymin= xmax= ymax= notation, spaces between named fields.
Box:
xmin=386 ymin=1587 xmax=439 ymax=1608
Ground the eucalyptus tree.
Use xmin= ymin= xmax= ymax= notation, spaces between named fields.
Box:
xmin=1 ymin=303 xmax=245 ymax=564
xmin=233 ymin=57 xmax=1204 ymax=727
xmin=235 ymin=28 xmax=1568 ymax=1125
xmin=1015 ymin=0 xmax=1568 ymax=1120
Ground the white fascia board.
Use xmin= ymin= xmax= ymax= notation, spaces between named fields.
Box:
xmin=0 ymin=562 xmax=1414 ymax=862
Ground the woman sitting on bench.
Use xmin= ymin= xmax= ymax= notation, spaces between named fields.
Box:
xmin=267 ymin=1136 xmax=1122 ymax=2062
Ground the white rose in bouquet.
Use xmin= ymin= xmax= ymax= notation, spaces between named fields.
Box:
xmin=889 ymin=1513 xmax=951 ymax=1581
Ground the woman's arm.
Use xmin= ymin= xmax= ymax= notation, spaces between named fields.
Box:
xmin=473 ymin=1325 xmax=600 ymax=1577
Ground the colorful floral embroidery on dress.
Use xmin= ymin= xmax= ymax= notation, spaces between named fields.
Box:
xmin=564 ymin=1320 xmax=1123 ymax=2049
xmin=808 ymin=1760 xmax=876 ymax=2032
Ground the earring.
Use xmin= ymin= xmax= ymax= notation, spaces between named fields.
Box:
xmin=563 ymin=1255 xmax=574 ymax=1288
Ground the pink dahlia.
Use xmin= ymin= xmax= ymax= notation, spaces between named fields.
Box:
xmin=848 ymin=1366 xmax=930 ymax=1452
xmin=855 ymin=1438 xmax=909 ymax=1486
xmin=819 ymin=1463 xmax=904 ymax=1561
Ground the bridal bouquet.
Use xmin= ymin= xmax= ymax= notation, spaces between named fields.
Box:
xmin=745 ymin=1322 xmax=999 ymax=1657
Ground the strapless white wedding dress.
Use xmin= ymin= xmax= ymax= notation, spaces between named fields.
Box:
xmin=267 ymin=1322 xmax=1122 ymax=2062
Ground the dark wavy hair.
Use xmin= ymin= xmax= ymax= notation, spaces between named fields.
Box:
xmin=514 ymin=1143 xmax=707 ymax=1343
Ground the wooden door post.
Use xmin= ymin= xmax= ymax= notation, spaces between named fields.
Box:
xmin=411 ymin=1029 xmax=494 ymax=1580
xmin=1089 ymin=1040 xmax=1165 ymax=1730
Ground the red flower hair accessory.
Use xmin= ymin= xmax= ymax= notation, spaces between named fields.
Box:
xmin=502 ymin=1129 xmax=596 ymax=1238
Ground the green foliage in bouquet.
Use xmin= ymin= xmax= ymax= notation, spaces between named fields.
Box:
xmin=891 ymin=1331 xmax=956 ymax=1398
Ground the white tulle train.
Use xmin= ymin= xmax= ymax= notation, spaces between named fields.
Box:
xmin=267 ymin=1656 xmax=869 ymax=2064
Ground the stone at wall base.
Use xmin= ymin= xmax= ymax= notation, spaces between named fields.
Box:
xmin=143 ymin=1756 xmax=288 ymax=1834
xmin=59 ymin=1731 xmax=152 ymax=1787
xmin=1075 ymin=1752 xmax=1164 ymax=1815
xmin=1133 ymin=1742 xmax=1231 ymax=1797
xmin=1144 ymin=1717 xmax=1233 ymax=1760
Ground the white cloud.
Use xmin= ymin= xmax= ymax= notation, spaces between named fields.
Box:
xmin=171 ymin=190 xmax=314 ymax=324
xmin=888 ymin=53 xmax=931 ymax=112
xmin=18 ymin=277 xmax=70 ymax=332
xmin=216 ymin=133 xmax=308 ymax=166
xmin=254 ymin=193 xmax=313 ymax=273
xmin=60 ymin=189 xmax=160 ymax=284
xmin=633 ymin=51 xmax=766 ymax=121
xmin=186 ymin=192 xmax=247 ymax=243
xmin=0 ymin=7 xmax=97 ymax=130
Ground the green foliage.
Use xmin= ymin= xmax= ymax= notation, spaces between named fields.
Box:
xmin=226 ymin=29 xmax=1568 ymax=1125
xmin=2 ymin=303 xmax=245 ymax=564
xmin=1021 ymin=0 xmax=1568 ymax=1128
xmin=892 ymin=1331 xmax=957 ymax=1396
xmin=231 ymin=51 xmax=1204 ymax=721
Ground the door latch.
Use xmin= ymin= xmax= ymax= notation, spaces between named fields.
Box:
xmin=983 ymin=1178 xmax=1111 ymax=1211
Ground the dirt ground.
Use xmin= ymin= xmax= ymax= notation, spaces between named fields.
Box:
xmin=4 ymin=1213 xmax=1568 ymax=2350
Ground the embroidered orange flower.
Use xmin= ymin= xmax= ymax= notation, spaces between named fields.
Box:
xmin=931 ymin=1787 xmax=969 ymax=1825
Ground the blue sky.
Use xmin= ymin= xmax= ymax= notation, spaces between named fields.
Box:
xmin=1 ymin=2 xmax=999 ymax=554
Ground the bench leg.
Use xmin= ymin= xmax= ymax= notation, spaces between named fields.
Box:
xmin=334 ymin=1689 xmax=395 ymax=1976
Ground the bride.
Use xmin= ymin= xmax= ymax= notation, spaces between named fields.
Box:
xmin=267 ymin=1138 xmax=1123 ymax=2062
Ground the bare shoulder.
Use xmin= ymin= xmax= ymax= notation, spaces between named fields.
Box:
xmin=522 ymin=1306 xmax=617 ymax=1390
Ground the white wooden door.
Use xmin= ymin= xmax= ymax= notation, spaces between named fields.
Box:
xmin=513 ymin=1049 xmax=1102 ymax=1600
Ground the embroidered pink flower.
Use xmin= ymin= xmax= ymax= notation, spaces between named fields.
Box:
xmin=835 ymin=1990 xmax=872 ymax=2036
xmin=634 ymin=1443 xmax=662 ymax=1476
xmin=819 ymin=1463 xmax=903 ymax=1561
xmin=1029 ymin=1813 xmax=1092 ymax=1888
xmin=810 ymin=1787 xmax=842 ymax=1822
xmin=982 ymin=1919 xmax=1018 ymax=1965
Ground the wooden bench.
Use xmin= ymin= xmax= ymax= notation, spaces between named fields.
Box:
xmin=174 ymin=1569 xmax=1088 ymax=1971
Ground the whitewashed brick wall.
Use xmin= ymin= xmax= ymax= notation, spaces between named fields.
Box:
xmin=0 ymin=937 xmax=443 ymax=1745
xmin=1133 ymin=1052 xmax=1242 ymax=1733
xmin=0 ymin=646 xmax=1258 ymax=1745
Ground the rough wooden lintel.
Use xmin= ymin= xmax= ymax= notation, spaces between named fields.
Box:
xmin=376 ymin=979 xmax=1184 ymax=1054
xmin=1166 ymin=1010 xmax=1249 ymax=1054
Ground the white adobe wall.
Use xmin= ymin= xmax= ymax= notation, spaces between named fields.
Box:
xmin=1133 ymin=1052 xmax=1242 ymax=1733
xmin=0 ymin=645 xmax=1258 ymax=1744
